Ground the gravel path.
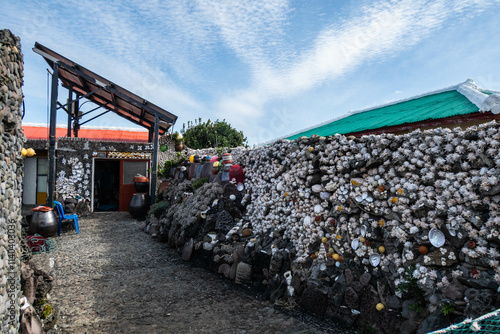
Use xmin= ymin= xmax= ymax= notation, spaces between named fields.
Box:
xmin=32 ymin=212 xmax=355 ymax=334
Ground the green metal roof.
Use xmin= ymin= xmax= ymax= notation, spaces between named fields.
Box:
xmin=286 ymin=90 xmax=479 ymax=140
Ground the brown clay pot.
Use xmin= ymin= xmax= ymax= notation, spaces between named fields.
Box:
xmin=175 ymin=142 xmax=184 ymax=152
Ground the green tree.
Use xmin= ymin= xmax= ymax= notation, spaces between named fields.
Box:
xmin=182 ymin=118 xmax=247 ymax=149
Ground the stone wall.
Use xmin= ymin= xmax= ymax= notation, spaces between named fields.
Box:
xmin=0 ymin=29 xmax=25 ymax=333
xmin=151 ymin=121 xmax=500 ymax=333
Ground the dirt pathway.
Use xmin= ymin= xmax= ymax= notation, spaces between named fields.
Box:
xmin=32 ymin=212 xmax=354 ymax=334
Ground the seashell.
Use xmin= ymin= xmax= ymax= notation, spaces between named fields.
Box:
xmin=429 ymin=228 xmax=445 ymax=248
xmin=351 ymin=178 xmax=363 ymax=186
xmin=351 ymin=239 xmax=359 ymax=250
xmin=303 ymin=216 xmax=311 ymax=226
xmin=312 ymin=184 xmax=324 ymax=193
xmin=369 ymin=253 xmax=381 ymax=267
xmin=237 ymin=183 xmax=244 ymax=191
xmin=320 ymin=192 xmax=330 ymax=200
xmin=360 ymin=225 xmax=366 ymax=237
xmin=241 ymin=229 xmax=252 ymax=237
xmin=277 ymin=182 xmax=285 ymax=192
xmin=314 ymin=204 xmax=323 ymax=213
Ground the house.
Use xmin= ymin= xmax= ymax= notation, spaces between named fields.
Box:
xmin=23 ymin=124 xmax=154 ymax=212
xmin=24 ymin=43 xmax=178 ymax=211
xmin=284 ymin=79 xmax=500 ymax=140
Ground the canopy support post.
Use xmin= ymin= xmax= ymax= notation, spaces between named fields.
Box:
xmin=47 ymin=62 xmax=59 ymax=207
xmin=150 ymin=113 xmax=159 ymax=205
xmin=67 ymin=88 xmax=72 ymax=137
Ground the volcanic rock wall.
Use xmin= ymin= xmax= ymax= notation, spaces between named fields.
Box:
xmin=154 ymin=121 xmax=500 ymax=333
xmin=0 ymin=29 xmax=25 ymax=333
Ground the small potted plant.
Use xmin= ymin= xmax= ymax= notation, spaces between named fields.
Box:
xmin=172 ymin=132 xmax=184 ymax=152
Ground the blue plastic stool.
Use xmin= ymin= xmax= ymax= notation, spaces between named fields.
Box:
xmin=54 ymin=201 xmax=79 ymax=236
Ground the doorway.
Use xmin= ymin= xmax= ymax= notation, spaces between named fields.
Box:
xmin=94 ymin=160 xmax=120 ymax=211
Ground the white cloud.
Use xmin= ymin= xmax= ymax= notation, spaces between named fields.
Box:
xmin=3 ymin=0 xmax=500 ymax=144
xmin=213 ymin=0 xmax=500 ymax=143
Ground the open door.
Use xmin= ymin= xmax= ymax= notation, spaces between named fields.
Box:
xmin=93 ymin=159 xmax=120 ymax=211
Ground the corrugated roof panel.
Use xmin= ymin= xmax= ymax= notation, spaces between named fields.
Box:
xmin=286 ymin=90 xmax=479 ymax=140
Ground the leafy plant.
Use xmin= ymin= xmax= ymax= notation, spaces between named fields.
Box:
xmin=356 ymin=322 xmax=376 ymax=334
xmin=192 ymin=177 xmax=209 ymax=190
xmin=158 ymin=153 xmax=185 ymax=178
xmin=396 ymin=264 xmax=426 ymax=313
xmin=172 ymin=131 xmax=183 ymax=143
xmin=148 ymin=200 xmax=170 ymax=218
xmin=410 ymin=300 xmax=424 ymax=314
xmin=441 ymin=302 xmax=455 ymax=316
xmin=182 ymin=118 xmax=247 ymax=149
xmin=396 ymin=265 xmax=422 ymax=298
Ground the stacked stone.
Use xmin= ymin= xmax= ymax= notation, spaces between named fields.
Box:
xmin=152 ymin=121 xmax=500 ymax=333
xmin=0 ymin=29 xmax=25 ymax=333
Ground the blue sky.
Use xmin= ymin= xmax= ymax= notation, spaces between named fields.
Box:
xmin=4 ymin=0 xmax=500 ymax=145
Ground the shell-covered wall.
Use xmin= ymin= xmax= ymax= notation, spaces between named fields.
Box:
xmin=0 ymin=29 xmax=25 ymax=333
xmin=155 ymin=121 xmax=500 ymax=333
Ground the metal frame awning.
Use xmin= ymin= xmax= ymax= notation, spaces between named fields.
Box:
xmin=33 ymin=42 xmax=177 ymax=134
xmin=33 ymin=42 xmax=176 ymax=207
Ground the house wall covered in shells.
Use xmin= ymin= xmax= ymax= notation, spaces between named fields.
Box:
xmin=26 ymin=138 xmax=154 ymax=205
xmin=0 ymin=29 xmax=25 ymax=333
xmin=154 ymin=120 xmax=500 ymax=333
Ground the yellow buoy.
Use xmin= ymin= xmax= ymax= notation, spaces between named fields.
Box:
xmin=376 ymin=303 xmax=385 ymax=311
xmin=189 ymin=155 xmax=194 ymax=163
xmin=321 ymin=237 xmax=328 ymax=243
xmin=21 ymin=148 xmax=27 ymax=157
xmin=333 ymin=253 xmax=340 ymax=261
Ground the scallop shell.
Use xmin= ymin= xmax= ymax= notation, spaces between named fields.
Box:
xmin=369 ymin=253 xmax=381 ymax=267
xmin=429 ymin=228 xmax=445 ymax=247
